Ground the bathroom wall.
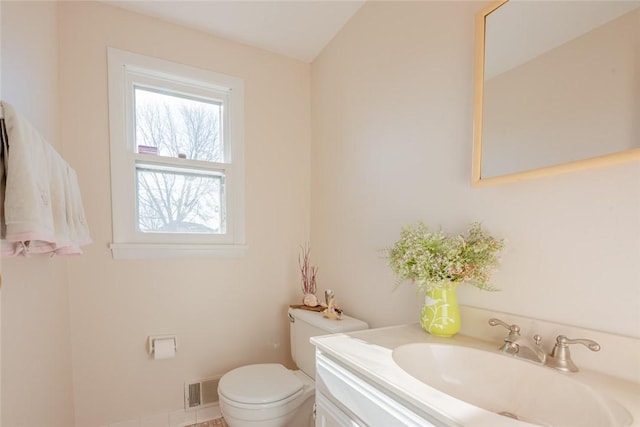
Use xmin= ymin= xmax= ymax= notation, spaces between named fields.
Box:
xmin=310 ymin=1 xmax=640 ymax=338
xmin=57 ymin=2 xmax=310 ymax=426
xmin=1 ymin=2 xmax=76 ymax=426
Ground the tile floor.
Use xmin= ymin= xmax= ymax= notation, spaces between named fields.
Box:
xmin=188 ymin=418 xmax=228 ymax=427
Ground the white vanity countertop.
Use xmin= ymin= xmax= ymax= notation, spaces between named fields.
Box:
xmin=311 ymin=323 xmax=640 ymax=427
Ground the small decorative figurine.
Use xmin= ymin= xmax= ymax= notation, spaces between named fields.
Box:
xmin=323 ymin=289 xmax=343 ymax=320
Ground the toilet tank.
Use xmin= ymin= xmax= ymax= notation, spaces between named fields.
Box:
xmin=288 ymin=307 xmax=368 ymax=378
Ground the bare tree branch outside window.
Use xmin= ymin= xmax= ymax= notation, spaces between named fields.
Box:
xmin=134 ymin=88 xmax=225 ymax=234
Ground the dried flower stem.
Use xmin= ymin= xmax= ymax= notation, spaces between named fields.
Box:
xmin=299 ymin=243 xmax=318 ymax=295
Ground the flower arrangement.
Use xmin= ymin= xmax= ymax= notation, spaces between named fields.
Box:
xmin=388 ymin=222 xmax=504 ymax=292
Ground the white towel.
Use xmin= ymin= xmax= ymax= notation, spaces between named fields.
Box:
xmin=1 ymin=101 xmax=91 ymax=256
xmin=55 ymin=164 xmax=91 ymax=255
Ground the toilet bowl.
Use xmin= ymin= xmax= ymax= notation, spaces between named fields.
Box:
xmin=218 ymin=308 xmax=368 ymax=427
xmin=218 ymin=364 xmax=314 ymax=427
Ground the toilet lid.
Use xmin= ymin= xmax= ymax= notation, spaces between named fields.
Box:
xmin=219 ymin=364 xmax=303 ymax=404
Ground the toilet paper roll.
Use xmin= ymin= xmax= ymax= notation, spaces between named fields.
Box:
xmin=153 ymin=338 xmax=176 ymax=360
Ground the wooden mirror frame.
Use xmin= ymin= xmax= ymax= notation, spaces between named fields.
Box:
xmin=472 ymin=0 xmax=640 ymax=187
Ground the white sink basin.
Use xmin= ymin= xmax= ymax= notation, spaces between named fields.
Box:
xmin=392 ymin=342 xmax=632 ymax=427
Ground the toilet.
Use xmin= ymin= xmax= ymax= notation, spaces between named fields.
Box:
xmin=218 ymin=307 xmax=368 ymax=427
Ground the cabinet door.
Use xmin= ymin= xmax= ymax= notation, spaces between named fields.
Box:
xmin=316 ymin=351 xmax=439 ymax=427
xmin=316 ymin=392 xmax=363 ymax=427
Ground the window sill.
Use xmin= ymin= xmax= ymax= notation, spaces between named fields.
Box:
xmin=109 ymin=242 xmax=248 ymax=259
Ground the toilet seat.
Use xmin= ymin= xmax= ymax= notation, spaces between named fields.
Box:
xmin=218 ymin=364 xmax=304 ymax=407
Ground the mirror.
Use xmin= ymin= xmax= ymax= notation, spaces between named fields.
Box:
xmin=473 ymin=0 xmax=640 ymax=186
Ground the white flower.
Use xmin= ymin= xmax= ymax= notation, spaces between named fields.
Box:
xmin=388 ymin=222 xmax=504 ymax=293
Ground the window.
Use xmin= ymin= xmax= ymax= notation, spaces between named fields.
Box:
xmin=107 ymin=48 xmax=245 ymax=258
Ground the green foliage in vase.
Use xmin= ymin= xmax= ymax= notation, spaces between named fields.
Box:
xmin=388 ymin=222 xmax=504 ymax=292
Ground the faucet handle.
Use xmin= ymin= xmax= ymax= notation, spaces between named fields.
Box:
xmin=548 ymin=335 xmax=601 ymax=372
xmin=555 ymin=335 xmax=601 ymax=352
xmin=488 ymin=318 xmax=520 ymax=336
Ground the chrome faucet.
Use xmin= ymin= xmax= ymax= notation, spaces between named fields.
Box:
xmin=488 ymin=318 xmax=546 ymax=365
xmin=488 ymin=318 xmax=602 ymax=372
xmin=546 ymin=335 xmax=601 ymax=373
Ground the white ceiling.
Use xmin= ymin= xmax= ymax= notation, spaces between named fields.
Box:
xmin=103 ymin=0 xmax=366 ymax=62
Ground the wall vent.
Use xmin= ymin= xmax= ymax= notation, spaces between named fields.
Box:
xmin=185 ymin=376 xmax=221 ymax=409
xmin=187 ymin=382 xmax=201 ymax=408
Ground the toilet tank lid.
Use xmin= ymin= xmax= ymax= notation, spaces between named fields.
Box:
xmin=288 ymin=308 xmax=368 ymax=333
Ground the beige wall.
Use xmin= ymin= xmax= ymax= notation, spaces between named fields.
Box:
xmin=311 ymin=1 xmax=640 ymax=337
xmin=1 ymin=2 xmax=76 ymax=427
xmin=58 ymin=2 xmax=310 ymax=426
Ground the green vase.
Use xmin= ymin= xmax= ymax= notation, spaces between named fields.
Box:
xmin=420 ymin=286 xmax=461 ymax=337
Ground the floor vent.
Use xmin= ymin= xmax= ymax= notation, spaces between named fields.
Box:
xmin=186 ymin=376 xmax=221 ymax=409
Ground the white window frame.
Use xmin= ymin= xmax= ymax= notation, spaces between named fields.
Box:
xmin=107 ymin=48 xmax=246 ymax=259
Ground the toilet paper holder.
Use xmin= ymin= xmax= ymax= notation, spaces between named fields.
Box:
xmin=148 ymin=334 xmax=177 ymax=356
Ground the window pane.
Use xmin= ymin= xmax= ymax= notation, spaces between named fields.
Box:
xmin=136 ymin=166 xmax=225 ymax=234
xmin=134 ymin=87 xmax=224 ymax=162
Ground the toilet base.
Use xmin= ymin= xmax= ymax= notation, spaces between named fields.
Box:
xmin=222 ymin=393 xmax=314 ymax=427
xmin=286 ymin=394 xmax=314 ymax=427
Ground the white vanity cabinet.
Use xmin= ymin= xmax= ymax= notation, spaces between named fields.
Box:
xmin=311 ymin=321 xmax=640 ymax=427
xmin=314 ymin=349 xmax=442 ymax=427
